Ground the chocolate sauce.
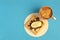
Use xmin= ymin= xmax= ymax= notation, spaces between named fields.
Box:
xmin=28 ymin=17 xmax=42 ymax=30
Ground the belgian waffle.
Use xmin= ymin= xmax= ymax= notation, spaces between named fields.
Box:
xmin=25 ymin=15 xmax=43 ymax=35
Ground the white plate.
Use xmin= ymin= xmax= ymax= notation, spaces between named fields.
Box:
xmin=24 ymin=13 xmax=48 ymax=37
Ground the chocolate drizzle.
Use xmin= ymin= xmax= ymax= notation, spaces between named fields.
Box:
xmin=28 ymin=17 xmax=43 ymax=31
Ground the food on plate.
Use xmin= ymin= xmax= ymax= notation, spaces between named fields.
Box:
xmin=24 ymin=13 xmax=48 ymax=37
xmin=25 ymin=15 xmax=43 ymax=35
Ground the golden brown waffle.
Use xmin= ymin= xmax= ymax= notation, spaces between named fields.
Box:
xmin=24 ymin=15 xmax=43 ymax=35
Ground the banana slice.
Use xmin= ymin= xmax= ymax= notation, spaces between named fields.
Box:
xmin=31 ymin=21 xmax=42 ymax=28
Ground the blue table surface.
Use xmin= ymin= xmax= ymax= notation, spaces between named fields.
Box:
xmin=0 ymin=0 xmax=60 ymax=40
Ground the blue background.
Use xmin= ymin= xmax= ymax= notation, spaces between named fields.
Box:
xmin=0 ymin=0 xmax=60 ymax=40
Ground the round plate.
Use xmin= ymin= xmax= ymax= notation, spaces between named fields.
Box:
xmin=24 ymin=13 xmax=48 ymax=37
